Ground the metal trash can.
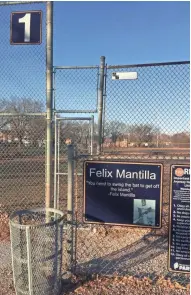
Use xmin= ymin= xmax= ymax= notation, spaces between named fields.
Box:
xmin=9 ymin=208 xmax=64 ymax=295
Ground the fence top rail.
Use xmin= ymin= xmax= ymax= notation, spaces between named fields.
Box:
xmin=55 ymin=109 xmax=97 ymax=114
xmin=107 ymin=60 xmax=190 ymax=69
xmin=54 ymin=65 xmax=99 ymax=70
xmin=53 ymin=61 xmax=190 ymax=71
xmin=56 ymin=117 xmax=93 ymax=121
xmin=0 ymin=1 xmax=44 ymax=5
xmin=0 ymin=112 xmax=46 ymax=116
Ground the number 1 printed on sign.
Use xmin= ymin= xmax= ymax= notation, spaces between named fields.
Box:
xmin=18 ymin=13 xmax=31 ymax=42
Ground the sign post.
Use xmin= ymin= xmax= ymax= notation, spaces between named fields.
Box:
xmin=168 ymin=164 xmax=190 ymax=273
xmin=84 ymin=161 xmax=163 ymax=228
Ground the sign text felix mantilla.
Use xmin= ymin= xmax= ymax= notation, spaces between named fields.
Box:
xmin=84 ymin=161 xmax=163 ymax=228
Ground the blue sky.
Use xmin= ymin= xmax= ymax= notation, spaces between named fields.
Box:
xmin=53 ymin=1 xmax=190 ymax=66
xmin=53 ymin=1 xmax=190 ymax=134
xmin=0 ymin=1 xmax=190 ymax=135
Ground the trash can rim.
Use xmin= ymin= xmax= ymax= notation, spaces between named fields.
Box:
xmin=9 ymin=207 xmax=65 ymax=229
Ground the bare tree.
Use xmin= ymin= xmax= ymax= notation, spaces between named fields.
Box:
xmin=27 ymin=117 xmax=46 ymax=147
xmin=171 ymin=132 xmax=190 ymax=148
xmin=0 ymin=97 xmax=45 ymax=147
xmin=104 ymin=121 xmax=127 ymax=144
xmin=60 ymin=121 xmax=91 ymax=149
xmin=128 ymin=124 xmax=157 ymax=147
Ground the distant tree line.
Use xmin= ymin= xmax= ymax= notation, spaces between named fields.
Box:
xmin=103 ymin=120 xmax=190 ymax=148
xmin=103 ymin=121 xmax=158 ymax=147
xmin=0 ymin=98 xmax=189 ymax=149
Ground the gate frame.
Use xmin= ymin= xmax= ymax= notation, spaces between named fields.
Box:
xmin=53 ymin=115 xmax=95 ymax=210
xmin=53 ymin=56 xmax=106 ymax=155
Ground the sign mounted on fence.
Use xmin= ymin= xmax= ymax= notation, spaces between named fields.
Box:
xmin=10 ymin=11 xmax=42 ymax=45
xmin=84 ymin=161 xmax=163 ymax=228
xmin=168 ymin=164 xmax=190 ymax=273
xmin=112 ymin=72 xmax=138 ymax=80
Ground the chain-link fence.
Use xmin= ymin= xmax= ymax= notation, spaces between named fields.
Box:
xmin=0 ymin=1 xmax=47 ymax=213
xmin=53 ymin=117 xmax=94 ymax=214
xmin=52 ymin=65 xmax=100 ymax=218
xmin=0 ymin=2 xmax=47 ymax=295
xmin=72 ymin=155 xmax=189 ymax=283
xmin=0 ymin=11 xmax=190 ymax=292
xmin=104 ymin=61 xmax=190 ymax=153
xmin=58 ymin=61 xmax=190 ymax=293
xmin=54 ymin=66 xmax=99 ymax=113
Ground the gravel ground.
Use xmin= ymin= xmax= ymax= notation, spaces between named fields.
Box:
xmin=1 ymin=269 xmax=190 ymax=295
xmin=0 ymin=242 xmax=11 ymax=268
xmin=0 ymin=156 xmax=189 ymax=294
xmin=63 ymin=275 xmax=190 ymax=295
xmin=0 ymin=223 xmax=189 ymax=295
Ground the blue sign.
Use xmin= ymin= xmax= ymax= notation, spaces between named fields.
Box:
xmin=84 ymin=161 xmax=163 ymax=228
xmin=168 ymin=165 xmax=190 ymax=273
xmin=11 ymin=11 xmax=42 ymax=45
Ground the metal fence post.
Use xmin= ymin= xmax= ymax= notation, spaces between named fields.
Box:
xmin=46 ymin=1 xmax=53 ymax=210
xmin=57 ymin=121 xmax=61 ymax=209
xmin=97 ymin=56 xmax=106 ymax=155
xmin=91 ymin=115 xmax=94 ymax=155
xmin=67 ymin=144 xmax=74 ymax=273
xmin=54 ymin=115 xmax=57 ymax=209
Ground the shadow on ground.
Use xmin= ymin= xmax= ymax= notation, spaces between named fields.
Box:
xmin=61 ymin=232 xmax=189 ymax=294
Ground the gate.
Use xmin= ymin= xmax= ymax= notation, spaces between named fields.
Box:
xmin=52 ymin=60 xmax=106 ymax=214
xmin=53 ymin=115 xmax=95 ymax=211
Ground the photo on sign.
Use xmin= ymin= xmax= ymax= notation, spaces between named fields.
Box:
xmin=133 ymin=199 xmax=156 ymax=226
